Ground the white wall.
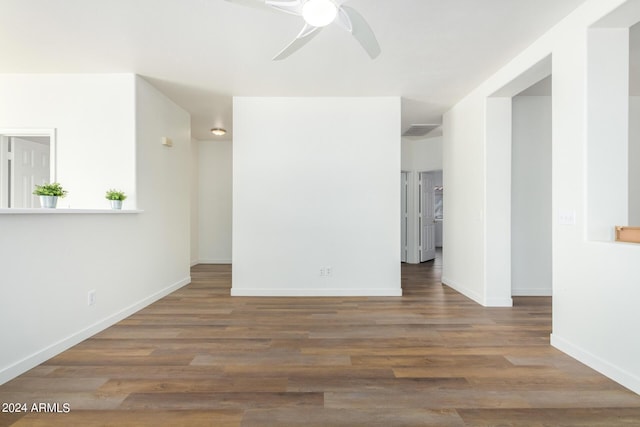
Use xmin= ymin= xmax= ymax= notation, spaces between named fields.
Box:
xmin=198 ymin=140 xmax=233 ymax=264
xmin=630 ymin=96 xmax=640 ymax=225
xmin=233 ymin=97 xmax=401 ymax=296
xmin=442 ymin=94 xmax=487 ymax=304
xmin=0 ymin=75 xmax=191 ymax=384
xmin=443 ymin=0 xmax=640 ymax=394
xmin=511 ymin=96 xmax=552 ymax=296
xmin=191 ymin=138 xmax=200 ymax=265
xmin=401 ymin=136 xmax=443 ymax=171
xmin=412 ymin=137 xmax=443 ymax=172
xmin=0 ymin=74 xmax=136 ymax=209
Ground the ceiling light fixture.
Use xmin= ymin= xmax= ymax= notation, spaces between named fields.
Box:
xmin=211 ymin=128 xmax=227 ymax=136
xmin=302 ymin=0 xmax=338 ymax=27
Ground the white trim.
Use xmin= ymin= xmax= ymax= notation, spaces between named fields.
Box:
xmin=0 ymin=276 xmax=190 ymax=385
xmin=441 ymin=276 xmax=483 ymax=304
xmin=442 ymin=276 xmax=512 ymax=307
xmin=511 ymin=288 xmax=553 ymax=296
xmin=197 ymin=259 xmax=232 ymax=265
xmin=230 ymin=287 xmax=403 ymax=297
xmin=551 ymin=333 xmax=640 ymax=395
xmin=484 ymin=296 xmax=514 ymax=307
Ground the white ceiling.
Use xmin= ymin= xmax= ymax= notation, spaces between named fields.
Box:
xmin=0 ymin=0 xmax=589 ymax=140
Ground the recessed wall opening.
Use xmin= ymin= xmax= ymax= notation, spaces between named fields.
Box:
xmin=511 ymin=76 xmax=552 ymax=297
xmin=485 ymin=54 xmax=552 ymax=306
xmin=587 ymin=4 xmax=640 ymax=242
xmin=0 ymin=129 xmax=56 ymax=209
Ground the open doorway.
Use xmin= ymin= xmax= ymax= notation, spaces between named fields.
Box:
xmin=484 ymin=54 xmax=552 ymax=306
xmin=418 ymin=170 xmax=443 ymax=263
xmin=400 ymin=135 xmax=443 ymax=265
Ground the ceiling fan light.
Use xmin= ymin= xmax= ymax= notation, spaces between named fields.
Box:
xmin=211 ymin=128 xmax=227 ymax=136
xmin=302 ymin=0 xmax=337 ymax=27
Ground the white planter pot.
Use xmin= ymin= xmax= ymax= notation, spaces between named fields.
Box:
xmin=39 ymin=195 xmax=58 ymax=208
xmin=109 ymin=200 xmax=123 ymax=210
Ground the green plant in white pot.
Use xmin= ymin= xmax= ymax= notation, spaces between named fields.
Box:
xmin=105 ymin=189 xmax=127 ymax=210
xmin=33 ymin=182 xmax=68 ymax=208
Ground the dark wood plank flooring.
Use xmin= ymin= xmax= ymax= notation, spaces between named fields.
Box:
xmin=2 ymin=256 xmax=640 ymax=426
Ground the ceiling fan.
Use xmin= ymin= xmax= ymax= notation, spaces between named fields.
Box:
xmin=226 ymin=0 xmax=381 ymax=60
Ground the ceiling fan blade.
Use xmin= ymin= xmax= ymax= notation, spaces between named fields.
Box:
xmin=336 ymin=7 xmax=352 ymax=32
xmin=338 ymin=5 xmax=381 ymax=59
xmin=273 ymin=24 xmax=322 ymax=60
xmin=265 ymin=0 xmax=302 ymax=15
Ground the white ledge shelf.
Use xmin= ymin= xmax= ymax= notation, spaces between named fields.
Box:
xmin=0 ymin=208 xmax=143 ymax=215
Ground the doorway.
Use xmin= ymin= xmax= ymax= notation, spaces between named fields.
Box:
xmin=418 ymin=171 xmax=442 ymax=262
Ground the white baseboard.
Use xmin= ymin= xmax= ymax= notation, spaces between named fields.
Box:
xmin=484 ymin=296 xmax=514 ymax=307
xmin=441 ymin=276 xmax=483 ymax=304
xmin=197 ymin=259 xmax=232 ymax=265
xmin=230 ymin=287 xmax=403 ymax=297
xmin=551 ymin=333 xmax=640 ymax=395
xmin=441 ymin=276 xmax=512 ymax=307
xmin=512 ymin=288 xmax=552 ymax=296
xmin=190 ymin=259 xmax=199 ymax=267
xmin=0 ymin=276 xmax=191 ymax=386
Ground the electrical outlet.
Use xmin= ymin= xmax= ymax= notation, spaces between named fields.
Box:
xmin=319 ymin=267 xmax=325 ymax=277
xmin=88 ymin=290 xmax=96 ymax=306
xmin=559 ymin=209 xmax=576 ymax=225
xmin=326 ymin=266 xmax=332 ymax=277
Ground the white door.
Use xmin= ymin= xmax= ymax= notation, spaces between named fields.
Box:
xmin=10 ymin=137 xmax=50 ymax=208
xmin=419 ymin=172 xmax=436 ymax=262
xmin=401 ymin=172 xmax=409 ymax=262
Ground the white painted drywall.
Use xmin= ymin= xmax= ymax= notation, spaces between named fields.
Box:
xmin=485 ymin=97 xmax=513 ymax=307
xmin=0 ymin=75 xmax=191 ymax=384
xmin=511 ymin=96 xmax=552 ymax=296
xmin=443 ymin=0 xmax=640 ymax=394
xmin=0 ymin=74 xmax=136 ymax=209
xmin=630 ymin=96 xmax=640 ymax=225
xmin=412 ymin=137 xmax=443 ymax=172
xmin=233 ymin=97 xmax=401 ymax=296
xmin=442 ymin=94 xmax=487 ymax=304
xmin=198 ymin=140 xmax=233 ymax=264
xmin=191 ymin=138 xmax=200 ymax=265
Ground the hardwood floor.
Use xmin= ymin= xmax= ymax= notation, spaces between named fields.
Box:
xmin=2 ymin=257 xmax=640 ymax=426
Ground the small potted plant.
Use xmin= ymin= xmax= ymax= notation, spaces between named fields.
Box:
xmin=105 ymin=189 xmax=127 ymax=210
xmin=33 ymin=182 xmax=68 ymax=208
